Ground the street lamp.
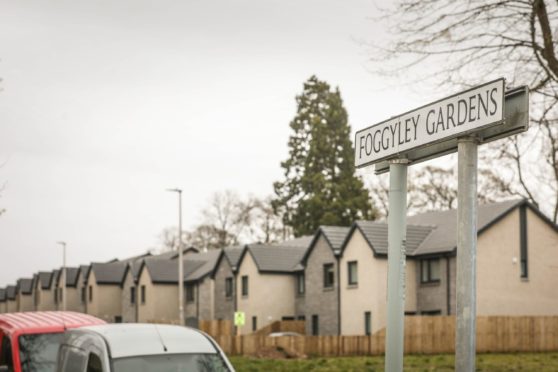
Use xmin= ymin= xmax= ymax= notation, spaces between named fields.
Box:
xmin=167 ymin=188 xmax=184 ymax=326
xmin=56 ymin=241 xmax=67 ymax=312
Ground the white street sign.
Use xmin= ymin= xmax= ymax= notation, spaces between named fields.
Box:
xmin=355 ymin=78 xmax=505 ymax=168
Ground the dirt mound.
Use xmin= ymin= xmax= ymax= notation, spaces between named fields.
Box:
xmin=254 ymin=346 xmax=307 ymax=359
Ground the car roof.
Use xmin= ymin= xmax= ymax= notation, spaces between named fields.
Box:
xmin=72 ymin=324 xmax=217 ymax=358
xmin=0 ymin=312 xmax=106 ymax=337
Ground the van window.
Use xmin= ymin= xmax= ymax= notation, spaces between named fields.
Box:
xmin=113 ymin=354 xmax=229 ymax=372
xmin=86 ymin=353 xmax=103 ymax=372
xmin=59 ymin=345 xmax=87 ymax=372
xmin=0 ymin=335 xmax=14 ymax=372
xmin=19 ymin=333 xmax=64 ymax=372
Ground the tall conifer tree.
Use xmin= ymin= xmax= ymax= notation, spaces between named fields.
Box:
xmin=273 ymin=76 xmax=376 ymax=236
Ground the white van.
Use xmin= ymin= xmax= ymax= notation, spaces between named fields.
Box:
xmin=56 ymin=324 xmax=234 ymax=372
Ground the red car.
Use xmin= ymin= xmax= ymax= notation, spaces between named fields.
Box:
xmin=0 ymin=312 xmax=105 ymax=372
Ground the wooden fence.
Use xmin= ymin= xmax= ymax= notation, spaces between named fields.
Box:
xmin=210 ymin=316 xmax=558 ymax=356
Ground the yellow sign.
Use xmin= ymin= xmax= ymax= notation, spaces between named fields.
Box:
xmin=234 ymin=311 xmax=245 ymax=326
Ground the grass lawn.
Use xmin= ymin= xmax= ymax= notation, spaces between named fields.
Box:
xmin=229 ymin=352 xmax=558 ymax=371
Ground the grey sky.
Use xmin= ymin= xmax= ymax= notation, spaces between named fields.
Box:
xmin=0 ymin=0 xmax=421 ymax=285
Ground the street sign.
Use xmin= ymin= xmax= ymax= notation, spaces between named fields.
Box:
xmin=373 ymin=86 xmax=529 ymax=174
xmin=355 ymin=78 xmax=506 ymax=168
xmin=234 ymin=311 xmax=245 ymax=327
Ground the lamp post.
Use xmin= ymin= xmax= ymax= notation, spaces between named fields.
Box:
xmin=167 ymin=188 xmax=184 ymax=326
xmin=56 ymin=241 xmax=67 ymax=312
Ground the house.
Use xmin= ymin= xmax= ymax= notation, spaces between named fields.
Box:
xmin=212 ymin=245 xmax=244 ymax=321
xmin=34 ymin=271 xmax=59 ymax=311
xmin=183 ymin=249 xmax=222 ymax=326
xmin=339 ymin=199 xmax=558 ymax=335
xmin=136 ymin=258 xmax=201 ymax=324
xmin=16 ymin=278 xmax=34 ymax=312
xmin=0 ymin=288 xmax=6 ymax=313
xmin=298 ymin=226 xmax=350 ymax=335
xmin=52 ymin=267 xmax=81 ymax=312
xmin=339 ymin=221 xmax=433 ymax=335
xmin=235 ymin=238 xmax=311 ymax=335
xmin=6 ymin=285 xmax=17 ymax=313
xmin=85 ymin=262 xmax=128 ymax=322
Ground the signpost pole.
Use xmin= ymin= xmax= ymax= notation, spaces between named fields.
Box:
xmin=385 ymin=159 xmax=408 ymax=372
xmin=455 ymin=137 xmax=478 ymax=372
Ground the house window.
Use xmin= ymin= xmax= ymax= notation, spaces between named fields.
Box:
xmin=297 ymin=273 xmax=305 ymax=295
xmin=421 ymin=259 xmax=441 ymax=283
xmin=88 ymin=286 xmax=93 ymax=302
xmin=323 ymin=264 xmax=334 ymax=289
xmin=348 ymin=261 xmax=358 ymax=286
xmin=81 ymin=287 xmax=85 ymax=304
xmin=252 ymin=316 xmax=257 ymax=332
xmin=520 ymin=206 xmax=528 ymax=278
xmin=241 ymin=276 xmax=249 ymax=297
xmin=141 ymin=285 xmax=146 ymax=304
xmin=311 ymin=315 xmax=319 ymax=336
xmin=186 ymin=284 xmax=195 ymax=303
xmin=225 ymin=277 xmax=233 ymax=298
xmin=130 ymin=287 xmax=136 ymax=304
xmin=365 ymin=311 xmax=372 ymax=336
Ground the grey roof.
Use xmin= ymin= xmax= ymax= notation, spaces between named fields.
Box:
xmin=185 ymin=249 xmax=222 ymax=282
xmin=118 ymin=252 xmax=153 ymax=263
xmin=142 ymin=258 xmax=205 ymax=284
xmin=281 ymin=235 xmax=313 ymax=247
xmin=90 ymin=262 xmax=128 ymax=285
xmin=354 ymin=221 xmax=436 ymax=256
xmin=17 ymin=278 xmax=34 ymax=294
xmin=65 ymin=267 xmax=80 ymax=287
xmin=244 ymin=242 xmax=308 ymax=273
xmin=319 ymin=226 xmax=350 ymax=254
xmin=37 ymin=271 xmax=54 ymax=289
xmin=6 ymin=285 xmax=17 ymax=300
xmin=223 ymin=245 xmax=244 ymax=269
xmin=408 ymin=199 xmax=523 ymax=256
xmin=0 ymin=288 xmax=5 ymax=301
xmin=79 ymin=265 xmax=91 ymax=283
xmin=157 ymin=247 xmax=200 ymax=260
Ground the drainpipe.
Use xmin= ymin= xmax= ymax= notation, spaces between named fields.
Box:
xmin=336 ymin=255 xmax=341 ymax=336
xmin=446 ymin=256 xmax=451 ymax=315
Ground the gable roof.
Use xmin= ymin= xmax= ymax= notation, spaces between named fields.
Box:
xmin=302 ymin=226 xmax=350 ymax=264
xmin=408 ymin=199 xmax=525 ymax=256
xmin=6 ymin=285 xmax=17 ymax=300
xmin=156 ymin=246 xmax=200 ymax=260
xmin=341 ymin=199 xmax=538 ymax=258
xmin=223 ymin=245 xmax=245 ymax=271
xmin=17 ymin=278 xmax=34 ymax=295
xmin=63 ymin=267 xmax=80 ymax=287
xmin=0 ymin=288 xmax=5 ymax=302
xmin=79 ymin=265 xmax=91 ymax=284
xmin=89 ymin=262 xmax=128 ymax=285
xmin=140 ymin=259 xmax=205 ymax=284
xmin=37 ymin=271 xmax=55 ymax=290
xmin=238 ymin=240 xmax=310 ymax=274
xmin=185 ymin=249 xmax=223 ymax=282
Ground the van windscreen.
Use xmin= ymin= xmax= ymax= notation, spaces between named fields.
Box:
xmin=19 ymin=333 xmax=64 ymax=372
xmin=113 ymin=353 xmax=230 ymax=372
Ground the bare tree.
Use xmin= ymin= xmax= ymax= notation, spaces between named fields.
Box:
xmin=371 ymin=0 xmax=558 ymax=221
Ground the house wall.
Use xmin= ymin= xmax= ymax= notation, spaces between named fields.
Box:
xmin=303 ymin=235 xmax=339 ymax=335
xmin=415 ymin=257 xmax=452 ymax=315
xmin=477 ymin=208 xmax=558 ymax=315
xmin=86 ymin=271 xmax=123 ymax=322
xmin=137 ymin=270 xmax=179 ymax=324
xmin=18 ymin=294 xmax=34 ymax=312
xmin=0 ymin=302 xmax=6 ymax=313
xmin=213 ymin=258 xmax=235 ymax=321
xmin=236 ymin=252 xmax=297 ymax=335
xmin=76 ymin=271 xmax=87 ymax=313
xmin=64 ymin=287 xmax=81 ymax=312
xmin=121 ymin=271 xmax=136 ymax=322
xmin=6 ymin=300 xmax=17 ymax=313
xmin=340 ymin=229 xmax=418 ymax=335
xmin=35 ymin=283 xmax=56 ymax=311
xmin=198 ymin=278 xmax=214 ymax=321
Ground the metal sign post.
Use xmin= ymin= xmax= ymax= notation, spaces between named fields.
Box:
xmin=456 ymin=137 xmax=478 ymax=371
xmin=385 ymin=160 xmax=408 ymax=372
xmin=354 ymin=79 xmax=528 ymax=372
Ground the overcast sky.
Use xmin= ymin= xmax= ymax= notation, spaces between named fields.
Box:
xmin=0 ymin=0 xmax=426 ymax=285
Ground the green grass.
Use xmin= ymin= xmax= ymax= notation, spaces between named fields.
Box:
xmin=229 ymin=352 xmax=558 ymax=371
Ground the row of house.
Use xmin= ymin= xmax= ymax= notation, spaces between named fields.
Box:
xmin=1 ymin=199 xmax=557 ymax=336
